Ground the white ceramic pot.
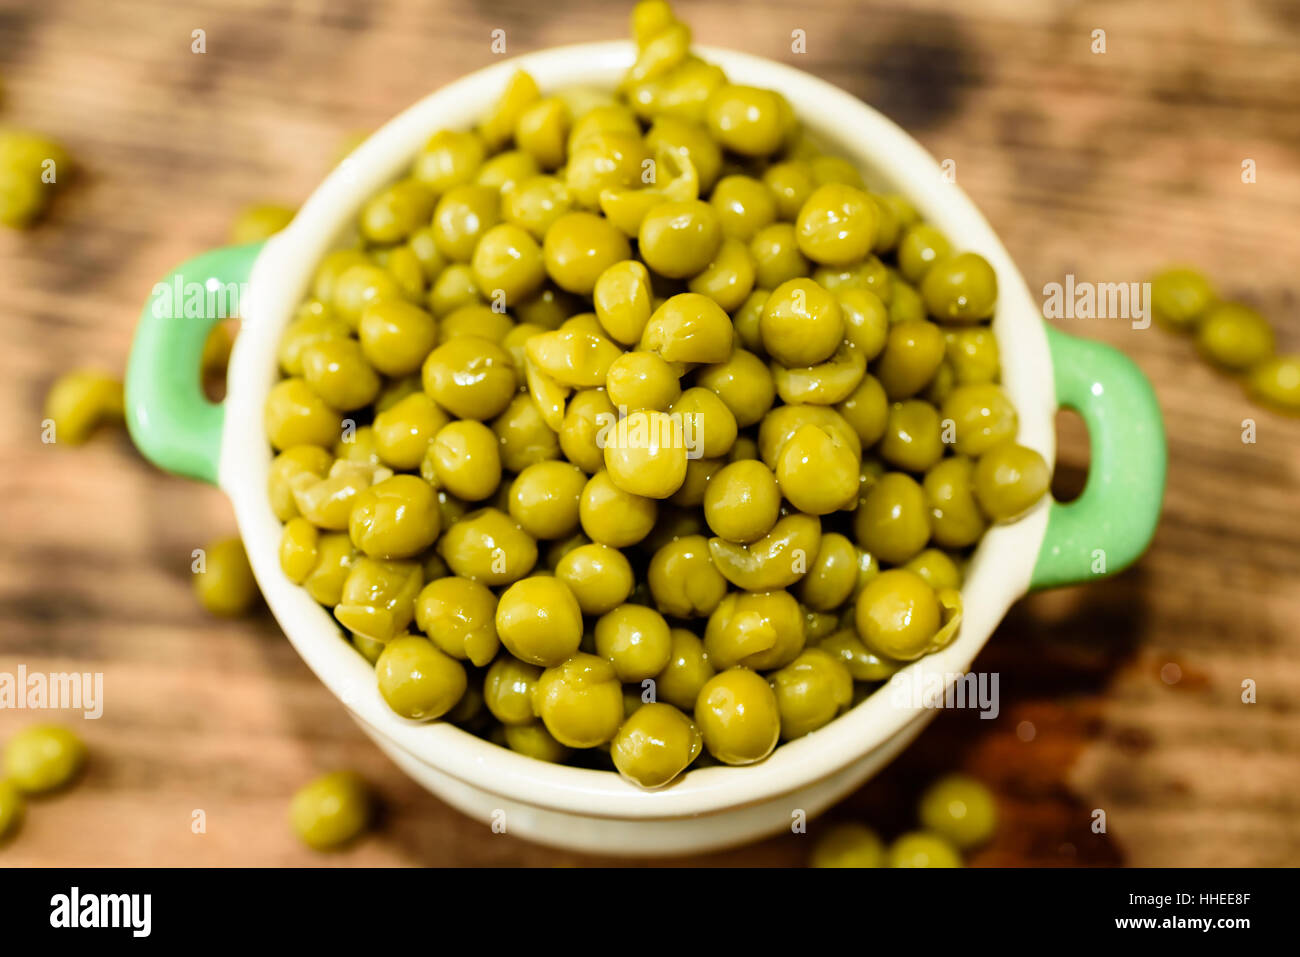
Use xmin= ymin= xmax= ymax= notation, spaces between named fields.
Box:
xmin=125 ymin=42 xmax=1166 ymax=856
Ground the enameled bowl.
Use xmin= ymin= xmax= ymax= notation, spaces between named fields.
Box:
xmin=125 ymin=42 xmax=1166 ymax=856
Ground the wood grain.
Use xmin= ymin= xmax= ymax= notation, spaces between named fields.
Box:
xmin=1 ymin=0 xmax=1298 ymax=867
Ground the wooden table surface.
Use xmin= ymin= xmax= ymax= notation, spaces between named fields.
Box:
xmin=2 ymin=0 xmax=1298 ymax=867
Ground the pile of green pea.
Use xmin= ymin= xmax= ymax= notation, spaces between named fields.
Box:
xmin=810 ymin=773 xmax=996 ymax=867
xmin=264 ymin=0 xmax=1051 ymax=790
xmin=1150 ymin=267 xmax=1300 ymax=414
xmin=0 ymin=725 xmax=88 ymax=844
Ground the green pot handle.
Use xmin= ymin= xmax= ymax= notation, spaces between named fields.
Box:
xmin=125 ymin=241 xmax=265 ymax=485
xmin=1030 ymin=325 xmax=1167 ymax=590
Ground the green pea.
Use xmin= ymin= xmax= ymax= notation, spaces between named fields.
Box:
xmin=920 ymin=252 xmax=997 ymax=323
xmin=289 ymin=771 xmax=372 ymax=850
xmin=972 ymin=441 xmax=1050 ymax=521
xmin=1150 ymin=266 xmax=1214 ymax=331
xmin=810 ymin=822 xmax=885 ymax=868
xmin=4 ymin=725 xmax=86 ymax=793
xmin=918 ymin=773 xmax=997 ymax=850
xmin=376 ymin=635 xmax=467 ymax=720
xmin=888 ymin=830 xmax=963 ymax=867
xmin=1195 ymin=302 xmax=1275 ymax=371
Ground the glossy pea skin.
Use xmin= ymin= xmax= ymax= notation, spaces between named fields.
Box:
xmin=429 ymin=420 xmax=501 ymax=502
xmin=703 ymin=459 xmax=781 ymax=544
xmin=941 ymin=383 xmax=1019 ymax=457
xmin=593 ymin=259 xmax=654 ymax=345
xmin=646 ymin=534 xmax=729 ymax=618
xmin=888 ymin=831 xmax=963 ymax=868
xmin=639 ymin=199 xmax=723 ymax=279
xmin=566 ymin=131 xmax=650 ymax=209
xmin=533 ymin=653 xmax=625 ymax=748
xmin=837 ymin=373 xmax=890 ymax=447
xmin=335 ymin=557 xmax=423 ymax=643
xmin=769 ymin=647 xmax=853 ymax=739
xmin=694 ymin=667 xmax=782 ymax=766
xmin=507 ymin=461 xmax=587 ymax=540
xmin=502 ymin=175 xmax=574 ymax=241
xmin=923 ymin=456 xmax=988 ymax=548
xmin=688 ymin=237 xmax=757 ymax=313
xmin=653 ymin=628 xmax=716 ymax=710
xmin=855 ymin=568 xmax=940 ymax=661
xmin=544 ymin=545 xmax=631 ymax=622
xmin=279 ymin=518 xmax=320 ymax=584
xmin=749 ymin=223 xmax=812 ymax=291
xmin=761 ymin=278 xmax=844 ymax=367
xmin=415 ymin=576 xmax=500 ymax=666
xmin=837 ymin=288 xmax=889 ymax=359
xmin=611 ymin=702 xmax=702 ymax=788
xmin=1150 ymin=266 xmax=1214 ymax=331
xmin=796 ymin=532 xmax=859 ymax=611
xmin=495 ymin=576 xmax=584 ymax=666
xmin=278 ymin=307 xmax=352 ymax=377
xmin=289 ymin=771 xmax=372 ymax=851
xmin=471 ymin=222 xmax=546 ymax=306
xmin=372 ymin=392 xmax=450 ymax=470
xmin=920 ymin=252 xmax=998 ymax=323
xmin=361 ymin=179 xmax=436 ymax=244
xmin=854 ymin=471 xmax=932 ymax=566
xmin=762 ymin=160 xmax=817 ymax=221
xmin=504 ymin=722 xmax=572 ymax=763
xmin=421 ymin=335 xmax=516 ymax=421
xmin=815 ymin=629 xmax=901 ymax=682
xmin=603 ymin=409 xmax=690 ymax=498
xmin=711 ymin=174 xmax=777 ymax=241
xmin=810 ymin=822 xmax=885 ymax=868
xmin=904 ymin=548 xmax=963 ymax=591
xmin=1195 ymin=302 xmax=1275 ymax=371
xmin=640 ymin=293 xmax=734 ymax=365
xmin=195 ymin=537 xmax=258 ymax=617
xmin=300 ymin=338 xmax=381 ymax=412
xmin=543 ymin=211 xmax=633 ymax=295
xmin=358 ymin=301 xmax=439 ymax=378
xmin=265 ymin=378 xmax=343 ymax=451
xmin=880 ymin=399 xmax=945 ymax=473
xmin=919 ymin=773 xmax=998 ymax=850
xmin=669 ymin=387 xmax=737 ymax=459
xmin=413 ymin=129 xmax=487 ymax=194
xmin=776 ymin=423 xmax=860 ymax=516
xmin=972 ymin=441 xmax=1051 ymax=521
xmin=595 ymin=603 xmax=673 ymax=681
xmin=704 ymin=589 xmax=806 ymax=671
xmin=706 ymin=84 xmax=789 ymax=157
xmin=897 ymin=223 xmax=952 ymax=284
xmin=3 ymin=725 xmax=86 ymax=793
xmin=645 ymin=115 xmax=722 ymax=193
xmin=795 ymin=183 xmax=878 ymax=266
xmin=376 ymin=635 xmax=467 ymax=720
xmin=579 ymin=470 xmax=658 ymax=547
xmin=606 ymin=350 xmax=682 ymax=412
xmin=876 ymin=319 xmax=946 ymax=400
xmin=484 ymin=656 xmax=544 ymax=725
xmin=440 ymin=506 xmax=538 ymax=584
xmin=945 ymin=327 xmax=1000 ymax=386
xmin=349 ymin=474 xmax=441 ymax=560
xmin=696 ymin=348 xmax=774 ymax=428
xmin=559 ymin=389 xmax=616 ymax=473
xmin=431 ymin=184 xmax=501 ymax=263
